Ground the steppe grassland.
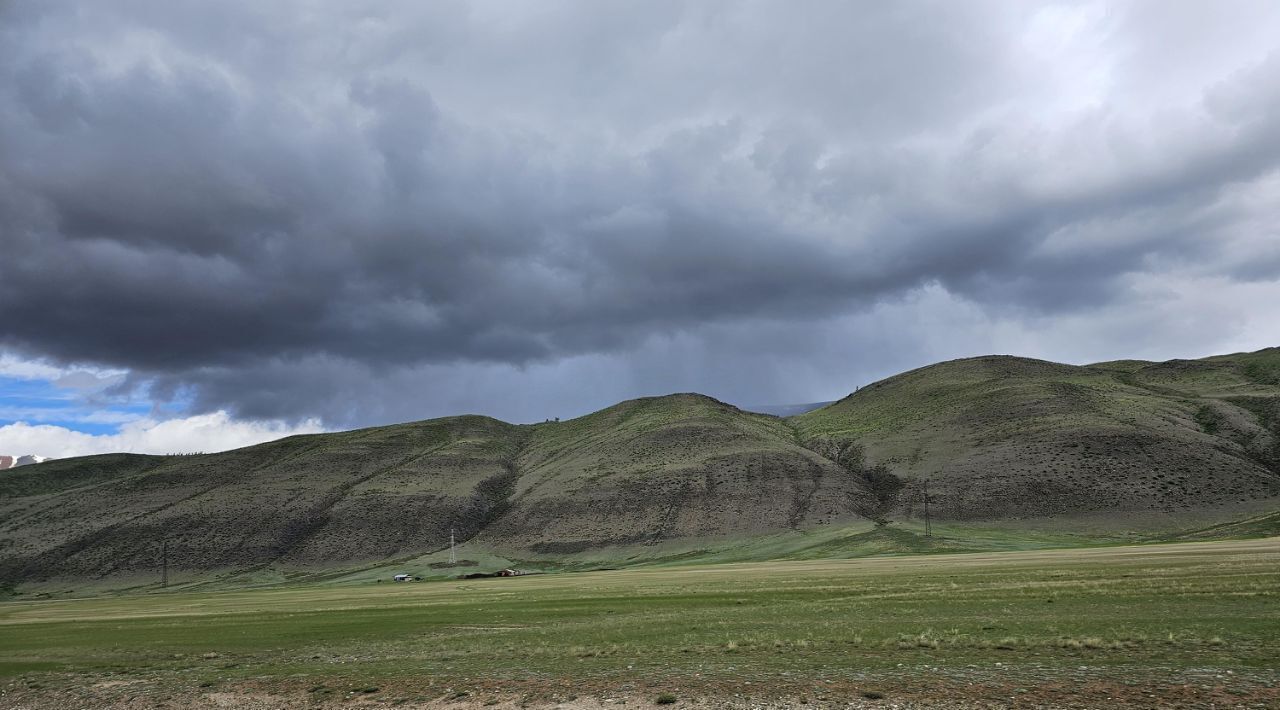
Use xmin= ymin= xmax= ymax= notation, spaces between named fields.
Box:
xmin=1 ymin=538 xmax=1276 ymax=702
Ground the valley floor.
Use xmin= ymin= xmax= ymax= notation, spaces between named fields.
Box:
xmin=1 ymin=539 xmax=1278 ymax=709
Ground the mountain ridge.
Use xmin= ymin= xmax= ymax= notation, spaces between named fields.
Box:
xmin=0 ymin=454 xmax=52 ymax=470
xmin=2 ymin=348 xmax=1278 ymax=589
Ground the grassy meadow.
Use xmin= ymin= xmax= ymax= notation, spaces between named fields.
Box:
xmin=1 ymin=537 xmax=1278 ymax=707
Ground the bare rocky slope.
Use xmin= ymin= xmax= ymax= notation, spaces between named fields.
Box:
xmin=2 ymin=348 xmax=1278 ymax=586
xmin=0 ymin=454 xmax=51 ymax=470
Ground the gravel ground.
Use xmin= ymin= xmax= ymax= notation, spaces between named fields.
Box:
xmin=3 ymin=666 xmax=1278 ymax=710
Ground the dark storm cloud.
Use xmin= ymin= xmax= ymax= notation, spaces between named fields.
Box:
xmin=2 ymin=0 xmax=1279 ymax=426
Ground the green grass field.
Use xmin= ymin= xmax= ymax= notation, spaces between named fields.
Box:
xmin=2 ymin=538 xmax=1278 ymax=707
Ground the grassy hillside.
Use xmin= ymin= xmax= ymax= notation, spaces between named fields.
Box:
xmin=482 ymin=394 xmax=876 ymax=554
xmin=0 ymin=416 xmax=523 ymax=585
xmin=1 ymin=349 xmax=1278 ymax=590
xmin=0 ymin=396 xmax=883 ymax=588
xmin=792 ymin=349 xmax=1280 ymax=523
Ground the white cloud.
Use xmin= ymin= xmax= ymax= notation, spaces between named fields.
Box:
xmin=0 ymin=353 xmax=126 ymax=386
xmin=0 ymin=354 xmax=76 ymax=381
xmin=0 ymin=411 xmax=325 ymax=458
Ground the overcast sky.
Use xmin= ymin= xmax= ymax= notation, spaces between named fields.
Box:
xmin=2 ymin=0 xmax=1279 ymax=457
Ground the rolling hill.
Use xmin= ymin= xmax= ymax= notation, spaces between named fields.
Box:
xmin=796 ymin=349 xmax=1280 ymax=523
xmin=480 ymin=394 xmax=877 ymax=554
xmin=1 ymin=348 xmax=1278 ymax=590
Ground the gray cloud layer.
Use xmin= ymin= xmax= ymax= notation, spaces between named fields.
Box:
xmin=2 ymin=1 xmax=1279 ymax=426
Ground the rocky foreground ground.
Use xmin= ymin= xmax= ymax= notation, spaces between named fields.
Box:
xmin=3 ymin=665 xmax=1279 ymax=710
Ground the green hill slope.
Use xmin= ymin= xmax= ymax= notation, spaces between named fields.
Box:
xmin=0 ymin=416 xmax=523 ymax=584
xmin=792 ymin=349 xmax=1280 ymax=523
xmin=0 ymin=396 xmax=882 ymax=586
xmin=1 ymin=348 xmax=1278 ymax=590
xmin=482 ymin=393 xmax=876 ymax=554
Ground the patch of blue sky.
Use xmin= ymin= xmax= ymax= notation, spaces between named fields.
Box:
xmin=0 ymin=374 xmax=149 ymax=436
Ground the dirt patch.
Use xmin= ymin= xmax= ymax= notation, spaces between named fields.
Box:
xmin=89 ymin=679 xmax=142 ymax=689
xmin=429 ymin=560 xmax=479 ymax=568
xmin=5 ymin=669 xmax=1279 ymax=710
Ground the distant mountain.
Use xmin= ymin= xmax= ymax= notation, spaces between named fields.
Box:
xmin=0 ymin=455 xmax=51 ymax=470
xmin=1 ymin=348 xmax=1278 ymax=588
xmin=742 ymin=401 xmax=836 ymax=417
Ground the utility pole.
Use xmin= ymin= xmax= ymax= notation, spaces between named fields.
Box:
xmin=160 ymin=538 xmax=169 ymax=587
xmin=448 ymin=528 xmax=457 ymax=565
xmin=922 ymin=480 xmax=932 ymax=538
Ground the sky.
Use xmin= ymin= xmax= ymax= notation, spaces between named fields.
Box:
xmin=2 ymin=0 xmax=1279 ymax=457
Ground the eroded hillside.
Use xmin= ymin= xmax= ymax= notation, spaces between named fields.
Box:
xmin=480 ymin=394 xmax=878 ymax=554
xmin=0 ymin=396 xmax=881 ymax=585
xmin=0 ymin=416 xmax=523 ymax=583
xmin=2 ymin=348 xmax=1279 ymax=587
xmin=793 ymin=349 xmax=1280 ymax=522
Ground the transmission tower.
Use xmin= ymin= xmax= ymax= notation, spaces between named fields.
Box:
xmin=448 ymin=528 xmax=457 ymax=565
xmin=922 ymin=480 xmax=933 ymax=538
xmin=160 ymin=538 xmax=169 ymax=587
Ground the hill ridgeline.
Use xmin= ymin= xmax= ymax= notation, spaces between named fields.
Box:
xmin=2 ymin=348 xmax=1278 ymax=587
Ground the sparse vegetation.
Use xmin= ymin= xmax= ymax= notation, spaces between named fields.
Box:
xmin=1195 ymin=404 xmax=1224 ymax=434
xmin=2 ymin=349 xmax=1278 ymax=593
xmin=0 ymin=538 xmax=1276 ymax=709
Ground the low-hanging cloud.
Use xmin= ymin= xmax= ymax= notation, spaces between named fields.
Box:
xmin=2 ymin=1 xmax=1279 ymax=429
xmin=0 ymin=412 xmax=325 ymax=458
